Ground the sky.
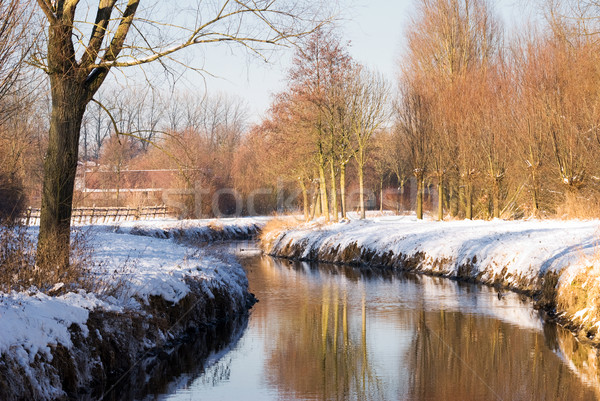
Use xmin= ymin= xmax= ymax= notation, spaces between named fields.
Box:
xmin=129 ymin=0 xmax=535 ymax=125
xmin=194 ymin=0 xmax=413 ymax=124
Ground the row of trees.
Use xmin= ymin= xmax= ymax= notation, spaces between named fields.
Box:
xmin=239 ymin=0 xmax=600 ymax=221
xmin=81 ymin=89 xmax=247 ymax=160
xmin=395 ymin=0 xmax=600 ymax=220
xmin=0 ymin=0 xmax=44 ymax=221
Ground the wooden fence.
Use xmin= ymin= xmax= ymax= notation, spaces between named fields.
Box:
xmin=24 ymin=205 xmax=171 ymax=225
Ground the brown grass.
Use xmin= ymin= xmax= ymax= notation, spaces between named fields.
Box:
xmin=259 ymin=217 xmax=300 ymax=249
xmin=555 ymin=191 xmax=600 ymax=220
xmin=0 ymin=224 xmax=99 ymax=294
xmin=207 ymin=220 xmax=225 ymax=233
xmin=555 ymin=252 xmax=600 ymax=338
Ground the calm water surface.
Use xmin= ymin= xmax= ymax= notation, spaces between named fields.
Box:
xmin=157 ymin=243 xmax=600 ymax=401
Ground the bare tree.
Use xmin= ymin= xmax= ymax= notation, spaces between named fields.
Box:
xmin=286 ymin=28 xmax=353 ymax=222
xmin=402 ymin=0 xmax=502 ymax=220
xmin=32 ymin=0 xmax=329 ymax=267
xmin=0 ymin=0 xmax=33 ymax=120
xmin=395 ymin=79 xmax=432 ymax=220
xmin=347 ymin=67 xmax=390 ymax=219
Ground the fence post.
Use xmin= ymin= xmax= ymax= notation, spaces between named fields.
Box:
xmin=114 ymin=208 xmax=119 ymax=222
xmin=90 ymin=205 xmax=95 ymax=224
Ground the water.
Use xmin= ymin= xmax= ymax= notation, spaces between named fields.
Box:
xmin=154 ymin=243 xmax=600 ymax=401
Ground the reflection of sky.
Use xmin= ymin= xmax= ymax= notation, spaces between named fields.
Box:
xmin=161 ymin=254 xmax=582 ymax=401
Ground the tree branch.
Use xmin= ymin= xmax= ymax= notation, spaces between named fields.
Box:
xmin=80 ymin=0 xmax=117 ymax=70
xmin=35 ymin=0 xmax=56 ymax=22
xmin=85 ymin=0 xmax=140 ymax=95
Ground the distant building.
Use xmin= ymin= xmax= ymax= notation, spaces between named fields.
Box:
xmin=74 ymin=164 xmax=183 ymax=207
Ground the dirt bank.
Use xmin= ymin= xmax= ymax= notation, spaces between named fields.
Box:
xmin=0 ymin=278 xmax=255 ymax=401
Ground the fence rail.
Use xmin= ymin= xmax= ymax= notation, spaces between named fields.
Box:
xmin=24 ymin=205 xmax=171 ymax=225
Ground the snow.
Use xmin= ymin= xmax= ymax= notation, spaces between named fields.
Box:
xmin=0 ymin=217 xmax=264 ymax=397
xmin=113 ymin=216 xmax=269 ymax=240
xmin=268 ymin=216 xmax=600 ymax=285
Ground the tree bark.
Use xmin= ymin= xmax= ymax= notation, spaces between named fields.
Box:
xmin=339 ymin=163 xmax=347 ymax=219
xmin=329 ymin=158 xmax=338 ymax=222
xmin=437 ymin=176 xmax=443 ymax=221
xmin=466 ymin=181 xmax=473 ymax=220
xmin=399 ymin=180 xmax=405 ymax=214
xmin=299 ymin=179 xmax=309 ymax=221
xmin=318 ymin=158 xmax=329 ymax=222
xmin=379 ymin=177 xmax=383 ymax=212
xmin=449 ymin=183 xmax=458 ymax=217
xmin=358 ymin=164 xmax=365 ymax=219
xmin=313 ymin=190 xmax=321 ymax=219
xmin=38 ymin=77 xmax=88 ymax=268
xmin=416 ymin=174 xmax=423 ymax=220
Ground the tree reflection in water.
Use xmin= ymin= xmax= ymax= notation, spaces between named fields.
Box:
xmin=159 ymin=250 xmax=600 ymax=401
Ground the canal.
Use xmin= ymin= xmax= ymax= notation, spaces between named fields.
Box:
xmin=156 ymin=242 xmax=600 ymax=401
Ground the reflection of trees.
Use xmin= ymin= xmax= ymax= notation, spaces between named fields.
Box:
xmin=249 ymin=255 xmax=600 ymax=401
xmin=554 ymin=325 xmax=600 ymax=400
xmin=261 ymin=258 xmax=386 ymax=400
xmin=406 ymin=310 xmax=598 ymax=400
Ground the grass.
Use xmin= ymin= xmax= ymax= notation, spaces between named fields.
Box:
xmin=0 ymin=223 xmax=97 ymax=295
xmin=555 ymin=257 xmax=600 ymax=338
xmin=258 ymin=216 xmax=300 ymax=249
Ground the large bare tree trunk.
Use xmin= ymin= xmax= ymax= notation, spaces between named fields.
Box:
xmin=299 ymin=179 xmax=309 ymax=221
xmin=466 ymin=181 xmax=473 ymax=220
xmin=379 ymin=177 xmax=383 ymax=212
xmin=38 ymin=76 xmax=87 ymax=268
xmin=398 ymin=180 xmax=405 ymax=214
xmin=311 ymin=186 xmax=320 ymax=220
xmin=449 ymin=183 xmax=459 ymax=217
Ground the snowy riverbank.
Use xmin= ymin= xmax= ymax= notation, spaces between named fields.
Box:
xmin=113 ymin=216 xmax=268 ymax=242
xmin=262 ymin=215 xmax=600 ymax=343
xmin=0 ymin=218 xmax=265 ymax=400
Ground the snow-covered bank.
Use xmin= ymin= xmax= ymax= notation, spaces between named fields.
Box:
xmin=0 ymin=220 xmax=258 ymax=400
xmin=114 ymin=217 xmax=269 ymax=242
xmin=262 ymin=216 xmax=600 ymax=343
